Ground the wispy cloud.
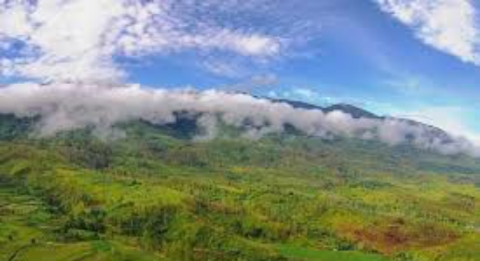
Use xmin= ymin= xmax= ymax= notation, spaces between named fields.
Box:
xmin=267 ymin=87 xmax=328 ymax=104
xmin=0 ymin=0 xmax=306 ymax=82
xmin=221 ymin=74 xmax=279 ymax=92
xmin=374 ymin=0 xmax=480 ymax=65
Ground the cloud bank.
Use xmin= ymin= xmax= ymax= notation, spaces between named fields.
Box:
xmin=0 ymin=82 xmax=478 ymax=157
xmin=375 ymin=0 xmax=480 ymax=65
xmin=0 ymin=0 xmax=298 ymax=81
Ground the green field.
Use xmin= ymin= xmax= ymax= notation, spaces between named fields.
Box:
xmin=278 ymin=245 xmax=388 ymax=261
xmin=1 ymin=118 xmax=480 ymax=260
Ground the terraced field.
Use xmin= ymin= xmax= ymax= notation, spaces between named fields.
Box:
xmin=0 ymin=119 xmax=480 ymax=260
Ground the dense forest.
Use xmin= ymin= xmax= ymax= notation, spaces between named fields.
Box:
xmin=1 ymin=115 xmax=480 ymax=261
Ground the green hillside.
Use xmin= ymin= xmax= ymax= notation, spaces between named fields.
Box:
xmin=1 ymin=117 xmax=480 ymax=261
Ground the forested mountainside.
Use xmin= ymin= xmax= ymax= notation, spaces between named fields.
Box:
xmin=1 ymin=102 xmax=480 ymax=261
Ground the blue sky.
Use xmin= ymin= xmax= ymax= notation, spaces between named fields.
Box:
xmin=0 ymin=0 xmax=480 ymax=143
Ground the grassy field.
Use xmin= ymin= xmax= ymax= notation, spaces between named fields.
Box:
xmin=0 ymin=184 xmax=165 ymax=261
xmin=278 ymin=245 xmax=388 ymax=261
xmin=0 ymin=119 xmax=480 ymax=260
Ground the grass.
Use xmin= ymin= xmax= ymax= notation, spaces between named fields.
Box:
xmin=15 ymin=241 xmax=166 ymax=261
xmin=0 ymin=185 xmax=164 ymax=261
xmin=1 ymin=119 xmax=480 ymax=260
xmin=278 ymin=244 xmax=389 ymax=261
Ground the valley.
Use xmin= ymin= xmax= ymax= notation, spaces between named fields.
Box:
xmin=0 ymin=116 xmax=479 ymax=260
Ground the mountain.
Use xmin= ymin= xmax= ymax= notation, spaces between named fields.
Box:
xmin=270 ymin=98 xmax=326 ymax=111
xmin=0 ymin=96 xmax=453 ymax=147
xmin=270 ymin=99 xmax=455 ymax=147
xmin=0 ymin=99 xmax=480 ymax=261
xmin=271 ymin=99 xmax=380 ymax=119
xmin=323 ymin=103 xmax=382 ymax=119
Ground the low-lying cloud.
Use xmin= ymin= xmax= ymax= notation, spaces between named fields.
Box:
xmin=0 ymin=82 xmax=478 ymax=157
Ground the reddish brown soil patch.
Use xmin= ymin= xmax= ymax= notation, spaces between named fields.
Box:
xmin=338 ymin=218 xmax=458 ymax=255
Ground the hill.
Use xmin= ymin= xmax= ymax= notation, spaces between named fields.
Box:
xmin=0 ymin=100 xmax=480 ymax=261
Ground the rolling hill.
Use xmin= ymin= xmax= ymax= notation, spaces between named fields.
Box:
xmin=0 ymin=99 xmax=480 ymax=261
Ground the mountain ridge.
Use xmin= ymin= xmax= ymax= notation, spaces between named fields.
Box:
xmin=269 ymin=98 xmax=455 ymax=143
xmin=0 ymin=94 xmax=472 ymax=158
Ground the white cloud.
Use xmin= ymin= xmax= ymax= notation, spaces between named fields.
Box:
xmin=0 ymin=0 xmax=288 ymax=81
xmin=397 ymin=106 xmax=480 ymax=146
xmin=292 ymin=88 xmax=320 ymax=100
xmin=375 ymin=0 xmax=480 ymax=65
xmin=266 ymin=87 xmax=330 ymax=105
xmin=0 ymin=82 xmax=478 ymax=156
xmin=225 ymin=33 xmax=281 ymax=57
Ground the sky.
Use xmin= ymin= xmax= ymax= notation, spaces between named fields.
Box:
xmin=0 ymin=0 xmax=480 ymax=144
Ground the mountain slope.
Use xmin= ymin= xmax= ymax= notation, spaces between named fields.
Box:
xmin=0 ymin=100 xmax=480 ymax=261
xmin=323 ymin=103 xmax=381 ymax=119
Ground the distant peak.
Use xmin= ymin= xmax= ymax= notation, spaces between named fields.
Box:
xmin=324 ymin=104 xmax=381 ymax=119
